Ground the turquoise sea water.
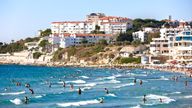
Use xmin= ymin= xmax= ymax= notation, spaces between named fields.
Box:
xmin=0 ymin=64 xmax=192 ymax=108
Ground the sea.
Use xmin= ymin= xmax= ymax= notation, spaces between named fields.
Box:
xmin=0 ymin=64 xmax=192 ymax=108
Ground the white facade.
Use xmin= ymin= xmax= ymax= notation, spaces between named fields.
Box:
xmin=49 ymin=33 xmax=113 ymax=48
xmin=132 ymin=30 xmax=147 ymax=42
xmin=51 ymin=13 xmax=132 ymax=35
xmin=25 ymin=42 xmax=39 ymax=50
xmin=170 ymin=29 xmax=192 ymax=63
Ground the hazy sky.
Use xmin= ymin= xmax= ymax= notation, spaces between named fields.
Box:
xmin=0 ymin=0 xmax=192 ymax=42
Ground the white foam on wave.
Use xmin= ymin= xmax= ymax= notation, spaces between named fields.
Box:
xmin=130 ymin=104 xmax=141 ymax=108
xmin=82 ymin=83 xmax=97 ymax=87
xmin=10 ymin=98 xmax=22 ymax=105
xmin=80 ymin=76 xmax=89 ymax=79
xmin=115 ymin=83 xmax=135 ymax=88
xmin=106 ymin=93 xmax=117 ymax=97
xmin=56 ymin=99 xmax=100 ymax=107
xmin=34 ymin=94 xmax=46 ymax=98
xmin=146 ymin=94 xmax=175 ymax=104
xmin=66 ymin=80 xmax=86 ymax=84
xmin=128 ymin=73 xmax=147 ymax=77
xmin=0 ymin=91 xmax=25 ymax=96
xmin=97 ymin=79 xmax=121 ymax=84
xmin=96 ymin=74 xmax=122 ymax=80
xmin=183 ymin=95 xmax=192 ymax=99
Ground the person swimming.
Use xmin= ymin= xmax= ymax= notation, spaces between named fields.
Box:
xmin=140 ymin=80 xmax=143 ymax=85
xmin=159 ymin=98 xmax=163 ymax=103
xmin=143 ymin=95 xmax=147 ymax=103
xmin=29 ymin=88 xmax=34 ymax=94
xmin=98 ymin=97 xmax=104 ymax=103
xmin=134 ymin=78 xmax=137 ymax=84
xmin=70 ymin=83 xmax=74 ymax=90
xmin=104 ymin=88 xmax=109 ymax=94
xmin=25 ymin=83 xmax=30 ymax=88
xmin=16 ymin=82 xmax=21 ymax=86
xmin=49 ymin=82 xmax=52 ymax=88
xmin=62 ymin=81 xmax=66 ymax=88
xmin=185 ymin=80 xmax=188 ymax=86
xmin=78 ymin=87 xmax=82 ymax=95
xmin=24 ymin=96 xmax=29 ymax=104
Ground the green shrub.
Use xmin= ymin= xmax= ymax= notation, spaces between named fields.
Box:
xmin=33 ymin=52 xmax=42 ymax=59
xmin=118 ymin=57 xmax=141 ymax=64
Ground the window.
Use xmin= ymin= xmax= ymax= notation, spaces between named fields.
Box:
xmin=163 ymin=44 xmax=168 ymax=47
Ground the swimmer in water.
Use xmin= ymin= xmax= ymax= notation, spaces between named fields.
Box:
xmin=49 ymin=82 xmax=52 ymax=88
xmin=24 ymin=96 xmax=29 ymax=104
xmin=29 ymin=88 xmax=34 ymax=94
xmin=16 ymin=82 xmax=21 ymax=86
xmin=134 ymin=78 xmax=137 ymax=84
xmin=70 ymin=84 xmax=74 ymax=90
xmin=159 ymin=98 xmax=163 ymax=103
xmin=185 ymin=80 xmax=188 ymax=86
xmin=104 ymin=88 xmax=109 ymax=94
xmin=99 ymin=97 xmax=104 ymax=103
xmin=25 ymin=83 xmax=30 ymax=88
xmin=143 ymin=95 xmax=147 ymax=103
xmin=140 ymin=80 xmax=143 ymax=85
xmin=62 ymin=81 xmax=66 ymax=88
xmin=78 ymin=87 xmax=82 ymax=95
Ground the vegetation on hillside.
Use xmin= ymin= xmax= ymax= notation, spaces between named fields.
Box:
xmin=40 ymin=29 xmax=52 ymax=37
xmin=0 ymin=40 xmax=27 ymax=53
xmin=91 ymin=25 xmax=105 ymax=34
xmin=116 ymin=19 xmax=165 ymax=42
xmin=33 ymin=52 xmax=42 ymax=59
xmin=116 ymin=57 xmax=141 ymax=64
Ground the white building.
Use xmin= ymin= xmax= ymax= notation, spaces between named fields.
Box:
xmin=25 ymin=42 xmax=39 ymax=50
xmin=170 ymin=28 xmax=192 ymax=63
xmin=51 ymin=13 xmax=132 ymax=35
xmin=132 ymin=30 xmax=147 ymax=42
xmin=49 ymin=33 xmax=113 ymax=48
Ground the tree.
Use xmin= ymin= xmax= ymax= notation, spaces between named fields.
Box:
xmin=33 ymin=52 xmax=42 ymax=59
xmin=39 ymin=40 xmax=49 ymax=48
xmin=0 ymin=42 xmax=3 ymax=46
xmin=40 ymin=29 xmax=52 ymax=37
xmin=131 ymin=40 xmax=141 ymax=47
xmin=146 ymin=32 xmax=160 ymax=44
xmin=116 ymin=32 xmax=133 ymax=42
xmin=91 ymin=25 xmax=105 ymax=34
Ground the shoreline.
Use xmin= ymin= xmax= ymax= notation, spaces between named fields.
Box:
xmin=0 ymin=61 xmax=191 ymax=76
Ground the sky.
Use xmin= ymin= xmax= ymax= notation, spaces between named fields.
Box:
xmin=0 ymin=0 xmax=192 ymax=43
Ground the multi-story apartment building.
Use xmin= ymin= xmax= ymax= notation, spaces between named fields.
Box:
xmin=150 ymin=38 xmax=169 ymax=55
xmin=150 ymin=19 xmax=192 ymax=63
xmin=51 ymin=13 xmax=132 ymax=35
xmin=170 ymin=28 xmax=192 ymax=63
xmin=132 ymin=30 xmax=147 ymax=42
xmin=49 ymin=33 xmax=113 ymax=48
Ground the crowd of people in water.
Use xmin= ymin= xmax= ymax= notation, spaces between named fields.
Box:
xmin=3 ymin=71 xmax=192 ymax=105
